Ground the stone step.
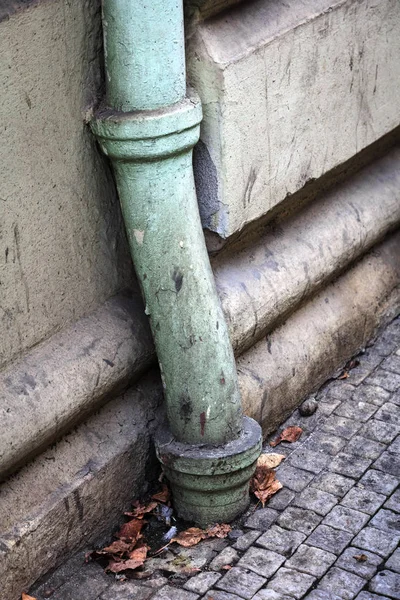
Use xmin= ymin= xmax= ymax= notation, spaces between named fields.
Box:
xmin=1 ymin=231 xmax=400 ymax=598
xmin=1 ymin=149 xmax=399 ymax=480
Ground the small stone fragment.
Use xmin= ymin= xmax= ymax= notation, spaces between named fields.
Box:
xmin=299 ymin=397 xmax=318 ymax=416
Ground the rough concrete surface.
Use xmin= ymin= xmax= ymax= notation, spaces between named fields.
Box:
xmin=188 ymin=0 xmax=400 ymax=236
xmin=0 ymin=293 xmax=154 ymax=478
xmin=214 ymin=150 xmax=400 ymax=355
xmin=0 ymin=372 xmax=163 ymax=600
xmin=238 ymin=232 xmax=400 ymax=434
xmin=0 ymin=0 xmax=134 ymax=370
xmin=2 ymin=150 xmax=399 ymax=480
xmin=28 ymin=315 xmax=400 ymax=600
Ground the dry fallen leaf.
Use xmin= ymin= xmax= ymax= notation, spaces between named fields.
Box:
xmin=270 ymin=426 xmax=303 ymax=447
xmin=250 ymin=465 xmax=283 ymax=506
xmin=338 ymin=371 xmax=349 ymax=380
xmin=257 ymin=453 xmax=286 ymax=469
xmin=152 ymin=484 xmax=170 ymax=503
xmin=116 ymin=518 xmax=144 ymax=543
xmin=108 ymin=558 xmax=146 ymax=573
xmin=353 ymin=554 xmax=368 ymax=562
xmin=101 ymin=540 xmax=133 ymax=556
xmin=206 ymin=523 xmax=231 ymax=538
xmin=22 ymin=594 xmax=37 ymax=600
xmin=171 ymin=527 xmax=208 ymax=547
xmin=125 ymin=500 xmax=158 ymax=519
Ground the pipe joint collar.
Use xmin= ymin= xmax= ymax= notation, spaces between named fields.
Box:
xmin=155 ymin=416 xmax=262 ymax=526
xmin=91 ymin=91 xmax=202 ymax=162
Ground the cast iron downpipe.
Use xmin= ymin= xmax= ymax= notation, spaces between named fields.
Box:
xmin=91 ymin=0 xmax=261 ymax=525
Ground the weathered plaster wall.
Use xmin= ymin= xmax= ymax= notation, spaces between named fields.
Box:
xmin=188 ymin=0 xmax=400 ymax=237
xmin=0 ymin=0 xmax=134 ymax=370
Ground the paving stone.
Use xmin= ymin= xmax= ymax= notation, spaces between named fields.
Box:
xmin=390 ymin=391 xmax=400 ymax=406
xmin=370 ymin=509 xmax=400 ymax=534
xmin=317 ymin=567 xmax=365 ymax=599
xmin=37 ymin=564 xmax=111 ymax=600
xmin=341 ymin=487 xmax=386 ymax=515
xmin=316 ymin=398 xmax=342 ymax=417
xmin=323 ymin=505 xmax=370 ymax=534
xmin=233 ymin=530 xmax=261 ymax=551
xmin=292 ymin=486 xmax=338 ymax=516
xmin=265 ymin=567 xmax=316 ymax=599
xmin=352 ymin=527 xmax=400 ymax=557
xmin=358 ymin=469 xmax=399 ymax=495
xmin=366 ymin=370 xmax=400 ymax=392
xmin=321 ymin=415 xmax=362 ymax=439
xmin=202 ymin=591 xmax=242 ymax=600
xmin=360 ymin=419 xmax=400 ymax=444
xmin=142 ymin=577 xmax=169 ymax=589
xmin=335 ymin=547 xmax=383 ymax=579
xmin=384 ymin=490 xmax=400 ymax=513
xmin=289 ymin=448 xmax=331 ymax=474
xmin=330 ymin=453 xmax=372 ymax=478
xmin=369 ymin=570 xmax=400 ymax=599
xmin=381 ymin=355 xmax=400 ymax=375
xmin=277 ymin=507 xmax=322 ymax=535
xmin=371 ymin=337 xmax=398 ymax=357
xmin=373 ymin=451 xmax=400 ymax=478
xmin=388 ymin=435 xmax=400 ymax=454
xmin=344 ymin=436 xmax=386 ymax=460
xmin=238 ymin=546 xmax=285 ymax=579
xmin=279 ymin=409 xmax=323 ymax=435
xmin=127 ymin=585 xmax=198 ymax=600
xmin=244 ymin=508 xmax=279 ymax=531
xmin=335 ymin=400 xmax=378 ymax=422
xmin=306 ymin=524 xmax=353 ymax=554
xmin=273 ymin=465 xmax=315 ymax=492
xmin=286 ymin=544 xmax=336 ymax=577
xmin=374 ymin=402 xmax=400 ymax=425
xmin=215 ymin=567 xmax=266 ymax=599
xmin=256 ymin=525 xmax=306 ymax=557
xmin=184 ymin=572 xmax=222 ymax=594
xmin=209 ymin=547 xmax=239 ymax=571
xmin=311 ymin=472 xmax=356 ymax=497
xmin=304 ymin=591 xmax=343 ymax=600
xmin=253 ymin=589 xmax=293 ymax=599
xmin=305 ymin=431 xmax=347 ymax=455
xmin=352 ymin=385 xmax=391 ymax=407
xmin=322 ymin=382 xmax=356 ymax=401
xmin=266 ymin=487 xmax=295 ymax=511
xmin=355 ymin=592 xmax=389 ymax=600
xmin=99 ymin=581 xmax=153 ymax=600
xmin=385 ymin=548 xmax=400 ymax=573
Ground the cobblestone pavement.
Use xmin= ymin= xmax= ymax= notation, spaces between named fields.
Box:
xmin=31 ymin=317 xmax=400 ymax=600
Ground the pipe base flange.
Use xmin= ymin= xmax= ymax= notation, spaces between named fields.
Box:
xmin=155 ymin=416 xmax=262 ymax=526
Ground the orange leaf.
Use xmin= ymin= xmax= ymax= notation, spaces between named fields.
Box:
xmin=101 ymin=540 xmax=132 ymax=556
xmin=125 ymin=501 xmax=158 ymax=519
xmin=250 ymin=465 xmax=283 ymax=506
xmin=116 ymin=518 xmax=144 ymax=542
xmin=107 ymin=557 xmax=145 ymax=573
xmin=270 ymin=426 xmax=303 ymax=447
xmin=206 ymin=524 xmax=231 ymax=538
xmin=128 ymin=544 xmax=148 ymax=562
xmin=171 ymin=527 xmax=208 ymax=547
xmin=354 ymin=554 xmax=368 ymax=562
xmin=152 ymin=484 xmax=170 ymax=503
xmin=257 ymin=453 xmax=285 ymax=469
xmin=22 ymin=594 xmax=37 ymax=600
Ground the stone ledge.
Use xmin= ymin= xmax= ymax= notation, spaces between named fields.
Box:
xmin=1 ymin=149 xmax=400 ymax=480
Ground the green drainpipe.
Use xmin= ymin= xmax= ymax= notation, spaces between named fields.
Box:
xmin=91 ymin=0 xmax=261 ymax=526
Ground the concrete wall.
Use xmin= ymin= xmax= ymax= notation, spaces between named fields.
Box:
xmin=0 ymin=0 xmax=134 ymax=370
xmin=188 ymin=0 xmax=400 ymax=237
